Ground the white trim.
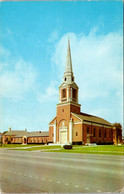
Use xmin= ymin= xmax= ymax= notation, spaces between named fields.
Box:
xmin=57 ymin=102 xmax=81 ymax=107
xmin=49 ymin=117 xmax=56 ymax=125
xmin=83 ymin=122 xmax=92 ymax=125
xmin=69 ymin=120 xmax=73 ymax=144
xmin=103 ymin=125 xmax=112 ymax=129
xmin=71 ymin=112 xmax=82 ymax=121
xmin=74 ymin=122 xmax=83 ymax=124
xmin=53 ymin=121 xmax=56 ymax=143
xmin=49 ymin=124 xmax=54 ymax=127
xmin=83 ymin=122 xmax=112 ymax=128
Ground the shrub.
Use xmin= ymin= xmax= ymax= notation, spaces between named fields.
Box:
xmin=63 ymin=145 xmax=73 ymax=149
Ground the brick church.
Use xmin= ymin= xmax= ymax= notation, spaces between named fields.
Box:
xmin=49 ymin=39 xmax=121 ymax=145
xmin=2 ymin=39 xmax=122 ymax=145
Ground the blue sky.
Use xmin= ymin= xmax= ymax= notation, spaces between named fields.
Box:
xmin=0 ymin=1 xmax=123 ymax=133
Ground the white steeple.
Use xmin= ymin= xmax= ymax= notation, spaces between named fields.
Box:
xmin=65 ymin=38 xmax=73 ymax=73
xmin=64 ymin=38 xmax=74 ymax=83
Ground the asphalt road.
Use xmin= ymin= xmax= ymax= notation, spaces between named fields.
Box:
xmin=0 ymin=149 xmax=123 ymax=193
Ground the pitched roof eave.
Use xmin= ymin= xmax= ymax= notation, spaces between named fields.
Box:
xmin=49 ymin=116 xmax=57 ymax=125
xmin=71 ymin=112 xmax=83 ymax=121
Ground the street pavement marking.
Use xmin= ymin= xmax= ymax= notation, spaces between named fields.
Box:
xmin=57 ymin=181 xmax=60 ymax=184
xmin=66 ymin=183 xmax=69 ymax=186
xmin=75 ymin=185 xmax=79 ymax=188
xmin=97 ymin=190 xmax=101 ymax=192
xmin=85 ymin=188 xmax=89 ymax=190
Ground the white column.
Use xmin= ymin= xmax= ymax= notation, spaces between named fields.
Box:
xmin=69 ymin=118 xmax=73 ymax=144
xmin=53 ymin=120 xmax=56 ymax=143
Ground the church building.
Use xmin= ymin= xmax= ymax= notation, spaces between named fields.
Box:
xmin=2 ymin=39 xmax=122 ymax=145
xmin=49 ymin=39 xmax=118 ymax=145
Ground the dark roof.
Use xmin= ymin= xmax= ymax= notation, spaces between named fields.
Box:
xmin=72 ymin=112 xmax=112 ymax=126
xmin=4 ymin=130 xmax=49 ymax=138
xmin=27 ymin=131 xmax=49 ymax=137
xmin=4 ymin=130 xmax=28 ymax=136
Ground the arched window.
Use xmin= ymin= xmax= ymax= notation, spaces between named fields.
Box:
xmin=93 ymin=128 xmax=96 ymax=137
xmin=62 ymin=89 xmax=66 ymax=98
xmin=109 ymin=130 xmax=111 ymax=138
xmin=104 ymin=129 xmax=106 ymax=138
xmin=99 ymin=128 xmax=101 ymax=137
xmin=87 ymin=127 xmax=90 ymax=134
xmin=73 ymin=88 xmax=76 ymax=98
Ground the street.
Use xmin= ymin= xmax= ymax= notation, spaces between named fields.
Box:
xmin=0 ymin=149 xmax=123 ymax=193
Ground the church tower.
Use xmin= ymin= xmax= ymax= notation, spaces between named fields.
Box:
xmin=49 ymin=38 xmax=114 ymax=145
xmin=57 ymin=38 xmax=81 ymax=113
xmin=55 ymin=38 xmax=81 ymax=144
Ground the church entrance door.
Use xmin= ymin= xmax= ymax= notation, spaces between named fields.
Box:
xmin=60 ymin=131 xmax=67 ymax=144
xmin=24 ymin=138 xmax=27 ymax=144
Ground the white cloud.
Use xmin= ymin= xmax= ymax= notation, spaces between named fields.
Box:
xmin=51 ymin=30 xmax=123 ymax=124
xmin=37 ymin=81 xmax=58 ymax=103
xmin=0 ymin=46 xmax=37 ymax=100
xmin=52 ymin=31 xmax=123 ymax=100
xmin=48 ymin=30 xmax=59 ymax=43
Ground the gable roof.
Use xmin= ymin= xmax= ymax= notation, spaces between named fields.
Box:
xmin=72 ymin=112 xmax=112 ymax=126
xmin=3 ymin=130 xmax=49 ymax=138
xmin=27 ymin=131 xmax=49 ymax=137
xmin=49 ymin=116 xmax=57 ymax=125
xmin=4 ymin=130 xmax=28 ymax=136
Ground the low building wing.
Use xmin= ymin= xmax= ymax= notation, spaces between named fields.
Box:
xmin=27 ymin=131 xmax=49 ymax=137
xmin=3 ymin=130 xmax=28 ymax=137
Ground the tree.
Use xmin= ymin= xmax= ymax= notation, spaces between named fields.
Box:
xmin=113 ymin=123 xmax=122 ymax=144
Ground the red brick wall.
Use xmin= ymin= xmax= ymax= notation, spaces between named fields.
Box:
xmin=70 ymin=104 xmax=80 ymax=114
xmin=13 ymin=137 xmax=22 ymax=144
xmin=27 ymin=136 xmax=49 ymax=144
xmin=73 ymin=123 xmax=83 ymax=142
xmin=56 ymin=104 xmax=70 ymax=142
xmin=83 ymin=124 xmax=113 ymax=144
xmin=49 ymin=126 xmax=54 ymax=142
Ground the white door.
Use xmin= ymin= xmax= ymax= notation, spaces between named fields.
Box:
xmin=60 ymin=131 xmax=67 ymax=144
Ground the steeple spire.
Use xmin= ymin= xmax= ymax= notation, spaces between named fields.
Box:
xmin=58 ymin=37 xmax=79 ymax=105
xmin=64 ymin=38 xmax=74 ymax=83
xmin=65 ymin=37 xmax=73 ymax=74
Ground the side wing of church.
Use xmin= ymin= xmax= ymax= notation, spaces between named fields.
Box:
xmin=49 ymin=39 xmax=121 ymax=145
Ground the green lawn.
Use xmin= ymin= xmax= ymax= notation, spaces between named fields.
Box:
xmin=3 ymin=144 xmax=123 ymax=155
xmin=47 ymin=145 xmax=124 ymax=155
xmin=0 ymin=144 xmax=44 ymax=148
